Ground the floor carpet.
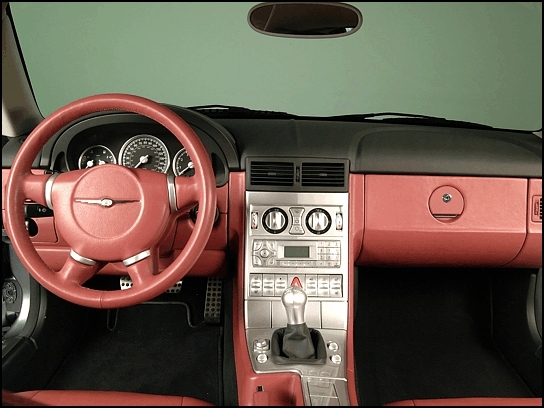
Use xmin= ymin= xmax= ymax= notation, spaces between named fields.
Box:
xmin=45 ymin=278 xmax=223 ymax=405
xmin=354 ymin=268 xmax=535 ymax=406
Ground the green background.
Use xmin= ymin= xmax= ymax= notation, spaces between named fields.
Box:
xmin=10 ymin=2 xmax=542 ymax=130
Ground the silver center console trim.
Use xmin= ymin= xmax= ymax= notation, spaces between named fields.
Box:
xmin=244 ymin=191 xmax=350 ymax=406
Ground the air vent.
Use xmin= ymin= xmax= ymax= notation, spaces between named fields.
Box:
xmin=250 ymin=161 xmax=294 ymax=186
xmin=301 ymin=162 xmax=345 ymax=187
xmin=247 ymin=158 xmax=348 ymax=192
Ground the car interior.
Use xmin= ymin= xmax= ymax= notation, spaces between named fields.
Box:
xmin=1 ymin=2 xmax=542 ymax=406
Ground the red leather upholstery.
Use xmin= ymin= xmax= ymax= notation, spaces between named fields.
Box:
xmin=2 ymin=390 xmax=213 ymax=406
xmin=385 ymin=397 xmax=542 ymax=406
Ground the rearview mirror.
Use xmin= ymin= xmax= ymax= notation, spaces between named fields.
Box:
xmin=248 ymin=2 xmax=362 ymax=38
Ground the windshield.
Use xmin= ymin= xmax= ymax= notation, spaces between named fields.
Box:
xmin=9 ymin=2 xmax=543 ymax=131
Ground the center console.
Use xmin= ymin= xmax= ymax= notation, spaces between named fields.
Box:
xmin=244 ymin=191 xmax=350 ymax=406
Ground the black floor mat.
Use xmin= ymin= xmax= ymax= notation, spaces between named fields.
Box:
xmin=45 ymin=279 xmax=223 ymax=405
xmin=354 ymin=268 xmax=535 ymax=406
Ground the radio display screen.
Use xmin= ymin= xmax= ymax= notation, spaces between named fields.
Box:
xmin=284 ymin=246 xmax=310 ymax=258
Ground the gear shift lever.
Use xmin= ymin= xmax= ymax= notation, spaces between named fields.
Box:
xmin=281 ymin=285 xmax=307 ymax=325
xmin=271 ymin=284 xmax=327 ymax=364
xmin=276 ymin=285 xmax=316 ymax=359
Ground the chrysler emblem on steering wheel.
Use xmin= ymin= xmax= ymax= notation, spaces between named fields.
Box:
xmin=75 ymin=198 xmax=140 ymax=207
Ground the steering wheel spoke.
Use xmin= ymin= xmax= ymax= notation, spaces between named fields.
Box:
xmin=174 ymin=176 xmax=200 ymax=213
xmin=20 ymin=172 xmax=55 ymax=207
xmin=125 ymin=249 xmax=158 ymax=290
xmin=56 ymin=251 xmax=101 ymax=287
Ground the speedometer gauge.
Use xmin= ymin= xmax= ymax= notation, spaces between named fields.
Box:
xmin=118 ymin=134 xmax=170 ymax=173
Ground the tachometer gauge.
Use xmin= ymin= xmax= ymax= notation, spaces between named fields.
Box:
xmin=172 ymin=148 xmax=195 ymax=176
xmin=118 ymin=134 xmax=170 ymax=173
xmin=78 ymin=145 xmax=116 ymax=169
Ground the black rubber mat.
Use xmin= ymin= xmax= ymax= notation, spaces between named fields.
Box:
xmin=354 ymin=268 xmax=535 ymax=406
xmin=45 ymin=278 xmax=223 ymax=405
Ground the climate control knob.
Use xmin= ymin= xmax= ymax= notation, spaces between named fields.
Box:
xmin=262 ymin=207 xmax=288 ymax=234
xmin=306 ymin=208 xmax=331 ymax=234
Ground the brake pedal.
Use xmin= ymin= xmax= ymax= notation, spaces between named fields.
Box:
xmin=119 ymin=276 xmax=183 ymax=294
xmin=204 ymin=277 xmax=222 ymax=324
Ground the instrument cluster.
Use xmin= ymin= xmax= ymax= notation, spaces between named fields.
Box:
xmin=67 ymin=127 xmax=195 ymax=177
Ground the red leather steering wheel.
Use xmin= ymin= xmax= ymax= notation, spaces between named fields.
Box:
xmin=4 ymin=94 xmax=217 ymax=308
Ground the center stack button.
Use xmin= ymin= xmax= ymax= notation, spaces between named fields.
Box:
xmin=289 ymin=207 xmax=305 ymax=235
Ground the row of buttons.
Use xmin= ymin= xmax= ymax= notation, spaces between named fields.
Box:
xmin=253 ymin=258 xmax=341 ymax=268
xmin=249 ymin=274 xmax=342 ymax=297
xmin=252 ymin=239 xmax=340 ymax=251
xmin=253 ymin=339 xmax=341 ymax=365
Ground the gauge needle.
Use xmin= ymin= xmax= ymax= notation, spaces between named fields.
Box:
xmin=134 ymin=154 xmax=149 ymax=168
xmin=179 ymin=161 xmax=194 ymax=175
xmin=86 ymin=160 xmax=94 ymax=168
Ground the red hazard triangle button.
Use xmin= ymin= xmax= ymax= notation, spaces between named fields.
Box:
xmin=290 ymin=277 xmax=302 ymax=288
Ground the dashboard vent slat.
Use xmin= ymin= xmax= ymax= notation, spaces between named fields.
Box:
xmin=301 ymin=162 xmax=345 ymax=187
xmin=250 ymin=161 xmax=294 ymax=186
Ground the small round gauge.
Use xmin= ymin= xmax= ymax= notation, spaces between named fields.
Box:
xmin=172 ymin=148 xmax=195 ymax=176
xmin=118 ymin=134 xmax=170 ymax=173
xmin=78 ymin=145 xmax=116 ymax=169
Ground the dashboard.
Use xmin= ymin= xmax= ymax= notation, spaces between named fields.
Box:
xmin=1 ymin=104 xmax=542 ymax=272
xmin=1 ymin=101 xmax=542 ymax=406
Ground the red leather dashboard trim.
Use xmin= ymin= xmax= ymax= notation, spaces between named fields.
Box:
xmin=346 ymin=174 xmax=365 ymax=405
xmin=507 ymin=178 xmax=542 ymax=267
xmin=385 ymin=397 xmax=543 ymax=406
xmin=173 ymin=213 xmax=228 ymax=251
xmin=358 ymin=175 xmax=528 ymax=267
xmin=3 ymin=169 xmax=56 ymax=243
xmin=229 ymin=172 xmax=305 ymax=406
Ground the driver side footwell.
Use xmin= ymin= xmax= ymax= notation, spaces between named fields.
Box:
xmin=44 ymin=279 xmax=223 ymax=405
xmin=354 ymin=268 xmax=538 ymax=406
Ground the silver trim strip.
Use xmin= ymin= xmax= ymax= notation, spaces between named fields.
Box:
xmin=45 ymin=173 xmax=60 ymax=210
xmin=167 ymin=174 xmax=177 ymax=212
xmin=70 ymin=249 xmax=97 ymax=266
xmin=123 ymin=249 xmax=151 ymax=266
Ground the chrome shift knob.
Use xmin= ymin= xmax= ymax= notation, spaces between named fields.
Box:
xmin=281 ymin=285 xmax=307 ymax=325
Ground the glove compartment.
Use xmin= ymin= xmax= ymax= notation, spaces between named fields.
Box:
xmin=358 ymin=175 xmax=528 ymax=267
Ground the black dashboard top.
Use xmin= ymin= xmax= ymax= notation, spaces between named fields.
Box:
xmin=2 ymin=105 xmax=542 ymax=180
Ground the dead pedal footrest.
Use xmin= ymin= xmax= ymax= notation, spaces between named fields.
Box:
xmin=119 ymin=276 xmax=183 ymax=293
xmin=204 ymin=277 xmax=222 ymax=324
